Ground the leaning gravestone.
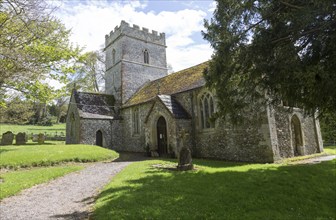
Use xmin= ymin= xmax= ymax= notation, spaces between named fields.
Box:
xmin=16 ymin=132 xmax=27 ymax=145
xmin=37 ymin=133 xmax=45 ymax=144
xmin=1 ymin=131 xmax=14 ymax=145
xmin=177 ymin=147 xmax=194 ymax=171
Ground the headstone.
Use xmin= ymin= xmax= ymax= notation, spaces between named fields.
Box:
xmin=176 ymin=128 xmax=193 ymax=171
xmin=1 ymin=131 xmax=14 ymax=145
xmin=32 ymin=134 xmax=38 ymax=142
xmin=38 ymin=133 xmax=45 ymax=144
xmin=151 ymin=151 xmax=159 ymax=157
xmin=177 ymin=147 xmax=193 ymax=171
xmin=16 ymin=132 xmax=27 ymax=145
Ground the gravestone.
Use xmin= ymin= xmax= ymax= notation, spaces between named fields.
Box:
xmin=38 ymin=133 xmax=45 ymax=144
xmin=16 ymin=132 xmax=27 ymax=145
xmin=32 ymin=134 xmax=38 ymax=142
xmin=177 ymin=147 xmax=193 ymax=171
xmin=1 ymin=131 xmax=14 ymax=145
xmin=177 ymin=128 xmax=193 ymax=171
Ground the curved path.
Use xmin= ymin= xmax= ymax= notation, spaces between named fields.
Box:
xmin=0 ymin=161 xmax=131 ymax=220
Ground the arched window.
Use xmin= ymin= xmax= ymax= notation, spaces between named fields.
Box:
xmin=144 ymin=49 xmax=149 ymax=64
xmin=199 ymin=92 xmax=215 ymax=129
xmin=132 ymin=107 xmax=140 ymax=134
xmin=291 ymin=115 xmax=303 ymax=156
xmin=112 ymin=49 xmax=116 ymax=65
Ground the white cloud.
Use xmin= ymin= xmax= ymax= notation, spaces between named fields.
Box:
xmin=54 ymin=1 xmax=213 ymax=71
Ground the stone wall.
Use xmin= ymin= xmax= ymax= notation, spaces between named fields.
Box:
xmin=120 ymin=103 xmax=151 ymax=152
xmin=66 ymin=93 xmax=80 ymax=144
xmin=273 ymin=107 xmax=323 ymax=158
xmin=174 ymin=89 xmax=274 ymax=163
xmin=79 ymin=119 xmax=113 ymax=149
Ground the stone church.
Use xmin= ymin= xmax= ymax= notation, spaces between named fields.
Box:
xmin=66 ymin=21 xmax=323 ymax=163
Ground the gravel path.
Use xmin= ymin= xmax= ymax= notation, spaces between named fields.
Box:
xmin=289 ymin=155 xmax=336 ymax=165
xmin=0 ymin=161 xmax=131 ymax=220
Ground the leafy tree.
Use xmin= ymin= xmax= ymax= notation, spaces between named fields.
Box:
xmin=0 ymin=97 xmax=35 ymax=124
xmin=0 ymin=0 xmax=81 ymax=102
xmin=320 ymin=112 xmax=336 ymax=144
xmin=203 ymin=1 xmax=336 ymax=122
xmin=71 ymin=50 xmax=105 ymax=93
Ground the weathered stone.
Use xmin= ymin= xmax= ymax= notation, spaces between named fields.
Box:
xmin=1 ymin=131 xmax=14 ymax=145
xmin=16 ymin=132 xmax=27 ymax=145
xmin=151 ymin=151 xmax=159 ymax=157
xmin=38 ymin=133 xmax=45 ymax=144
xmin=177 ymin=147 xmax=193 ymax=171
xmin=32 ymin=134 xmax=38 ymax=142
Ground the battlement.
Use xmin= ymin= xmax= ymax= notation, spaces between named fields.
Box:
xmin=105 ymin=20 xmax=166 ymax=48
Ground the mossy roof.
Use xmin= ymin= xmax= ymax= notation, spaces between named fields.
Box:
xmin=124 ymin=61 xmax=208 ymax=107
xmin=74 ymin=91 xmax=115 ymax=119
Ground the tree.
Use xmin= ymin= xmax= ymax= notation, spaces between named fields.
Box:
xmin=0 ymin=97 xmax=35 ymax=124
xmin=0 ymin=0 xmax=81 ymax=102
xmin=71 ymin=50 xmax=105 ymax=93
xmin=203 ymin=1 xmax=336 ymax=122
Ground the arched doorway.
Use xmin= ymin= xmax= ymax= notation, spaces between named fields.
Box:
xmin=96 ymin=130 xmax=103 ymax=147
xmin=157 ymin=116 xmax=168 ymax=156
xmin=291 ymin=115 xmax=303 ymax=156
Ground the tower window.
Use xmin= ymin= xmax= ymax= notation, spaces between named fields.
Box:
xmin=112 ymin=49 xmax=116 ymax=65
xmin=144 ymin=49 xmax=149 ymax=64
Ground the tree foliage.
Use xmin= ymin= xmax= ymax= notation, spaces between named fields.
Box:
xmin=0 ymin=0 xmax=81 ymax=102
xmin=0 ymin=97 xmax=35 ymax=124
xmin=70 ymin=50 xmax=105 ymax=93
xmin=203 ymin=1 xmax=336 ymax=122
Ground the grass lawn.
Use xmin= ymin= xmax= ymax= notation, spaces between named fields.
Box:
xmin=324 ymin=145 xmax=336 ymax=155
xmin=94 ymin=157 xmax=336 ymax=219
xmin=0 ymin=165 xmax=83 ymax=200
xmin=0 ymin=143 xmax=119 ymax=169
xmin=0 ymin=123 xmax=65 ymax=135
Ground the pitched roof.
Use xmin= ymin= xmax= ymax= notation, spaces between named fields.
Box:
xmin=158 ymin=95 xmax=190 ymax=119
xmin=73 ymin=91 xmax=115 ymax=119
xmin=124 ymin=61 xmax=208 ymax=107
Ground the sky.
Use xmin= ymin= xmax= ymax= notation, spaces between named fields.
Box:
xmin=53 ymin=0 xmax=216 ymax=73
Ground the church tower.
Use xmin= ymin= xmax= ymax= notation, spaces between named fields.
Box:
xmin=105 ymin=21 xmax=168 ymax=105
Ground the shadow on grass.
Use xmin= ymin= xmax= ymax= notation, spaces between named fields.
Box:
xmin=0 ymin=148 xmax=15 ymax=154
xmin=94 ymin=160 xmax=336 ymax=220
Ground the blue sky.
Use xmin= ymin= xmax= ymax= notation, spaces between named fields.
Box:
xmin=54 ymin=0 xmax=216 ymax=72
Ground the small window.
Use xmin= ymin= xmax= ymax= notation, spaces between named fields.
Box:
xmin=199 ymin=92 xmax=215 ymax=129
xmin=144 ymin=49 xmax=149 ymax=64
xmin=112 ymin=49 xmax=116 ymax=65
xmin=132 ymin=107 xmax=140 ymax=134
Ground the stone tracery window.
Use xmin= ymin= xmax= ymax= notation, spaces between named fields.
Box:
xmin=132 ymin=107 xmax=140 ymax=135
xmin=144 ymin=49 xmax=149 ymax=64
xmin=199 ymin=92 xmax=215 ymax=129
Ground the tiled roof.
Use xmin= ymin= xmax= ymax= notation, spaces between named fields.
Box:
xmin=124 ymin=61 xmax=208 ymax=107
xmin=158 ymin=95 xmax=190 ymax=119
xmin=73 ymin=91 xmax=115 ymax=119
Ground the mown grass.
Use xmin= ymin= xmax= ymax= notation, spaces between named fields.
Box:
xmin=94 ymin=158 xmax=336 ymax=220
xmin=324 ymin=145 xmax=336 ymax=155
xmin=0 ymin=143 xmax=119 ymax=169
xmin=0 ymin=123 xmax=65 ymax=135
xmin=0 ymin=165 xmax=83 ymax=200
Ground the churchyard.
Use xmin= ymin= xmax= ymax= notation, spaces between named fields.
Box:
xmin=0 ymin=125 xmax=335 ymax=219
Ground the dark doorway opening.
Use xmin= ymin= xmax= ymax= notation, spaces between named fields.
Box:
xmin=291 ymin=116 xmax=303 ymax=156
xmin=96 ymin=130 xmax=103 ymax=147
xmin=157 ymin=116 xmax=168 ymax=156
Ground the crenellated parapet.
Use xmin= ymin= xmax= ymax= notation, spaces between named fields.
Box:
xmin=105 ymin=20 xmax=166 ymax=48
